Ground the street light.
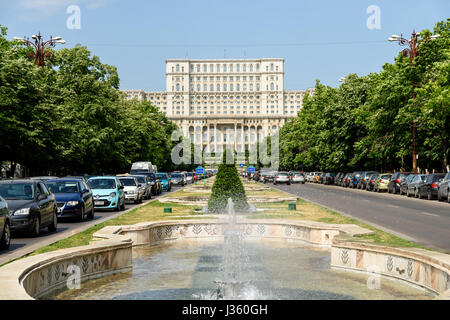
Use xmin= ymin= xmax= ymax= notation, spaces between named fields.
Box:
xmin=12 ymin=32 xmax=66 ymax=66
xmin=388 ymin=30 xmax=440 ymax=174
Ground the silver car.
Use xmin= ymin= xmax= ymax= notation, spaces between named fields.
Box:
xmin=273 ymin=172 xmax=291 ymax=185
xmin=129 ymin=175 xmax=152 ymax=200
xmin=118 ymin=177 xmax=143 ymax=203
xmin=291 ymin=172 xmax=305 ymax=184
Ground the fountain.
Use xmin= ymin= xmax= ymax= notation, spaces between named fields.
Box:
xmin=211 ymin=198 xmax=256 ymax=300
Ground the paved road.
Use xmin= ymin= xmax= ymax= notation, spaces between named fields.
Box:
xmin=272 ymin=182 xmax=450 ymax=253
xmin=0 ymin=185 xmax=184 ymax=265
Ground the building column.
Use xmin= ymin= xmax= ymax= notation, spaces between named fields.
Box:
xmin=241 ymin=123 xmax=245 ymax=153
xmin=234 ymin=122 xmax=237 ymax=152
xmin=214 ymin=123 xmax=217 ymax=154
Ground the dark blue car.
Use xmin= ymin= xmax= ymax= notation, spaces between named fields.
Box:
xmin=46 ymin=179 xmax=94 ymax=221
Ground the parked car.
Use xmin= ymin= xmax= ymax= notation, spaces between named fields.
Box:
xmin=366 ymin=173 xmax=380 ymax=191
xmin=0 ymin=180 xmax=58 ymax=236
xmin=273 ymin=172 xmax=291 ymax=185
xmin=388 ymin=172 xmax=411 ymax=194
xmin=87 ymin=176 xmax=125 ymax=211
xmin=156 ymin=173 xmax=171 ymax=191
xmin=334 ymin=173 xmax=344 ymax=186
xmin=0 ymin=196 xmax=11 ymax=250
xmin=118 ymin=176 xmax=143 ymax=204
xmin=406 ymin=174 xmax=427 ymax=198
xmin=350 ymin=171 xmax=363 ymax=188
xmin=170 ymin=172 xmax=186 ymax=186
xmin=358 ymin=171 xmax=379 ymax=189
xmin=185 ymin=172 xmax=194 ymax=184
xmin=374 ymin=174 xmax=392 ymax=192
xmin=291 ymin=172 xmax=305 ymax=184
xmin=437 ymin=172 xmax=450 ymax=202
xmin=46 ymin=178 xmax=94 ymax=221
xmin=399 ymin=174 xmax=416 ymax=195
xmin=342 ymin=173 xmax=352 ymax=187
xmin=128 ymin=175 xmax=152 ymax=199
xmin=323 ymin=173 xmax=335 ymax=185
xmin=263 ymin=171 xmax=276 ymax=184
xmin=417 ymin=173 xmax=446 ymax=200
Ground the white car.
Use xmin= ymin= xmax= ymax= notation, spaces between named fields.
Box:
xmin=291 ymin=172 xmax=305 ymax=184
xmin=118 ymin=177 xmax=143 ymax=203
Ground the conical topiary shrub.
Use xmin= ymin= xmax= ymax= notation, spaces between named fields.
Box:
xmin=208 ymin=163 xmax=249 ymax=213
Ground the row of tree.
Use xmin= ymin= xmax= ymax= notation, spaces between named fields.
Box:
xmin=277 ymin=20 xmax=449 ymax=173
xmin=0 ymin=25 xmax=180 ymax=177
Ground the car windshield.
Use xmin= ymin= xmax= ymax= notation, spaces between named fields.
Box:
xmin=157 ymin=173 xmax=168 ymax=179
xmin=119 ymin=179 xmax=137 ymax=186
xmin=171 ymin=173 xmax=182 ymax=178
xmin=132 ymin=176 xmax=146 ymax=183
xmin=87 ymin=179 xmax=116 ymax=189
xmin=46 ymin=181 xmax=79 ymax=193
xmin=381 ymin=175 xmax=391 ymax=180
xmin=0 ymin=183 xmax=35 ymax=200
xmin=278 ymin=173 xmax=288 ymax=176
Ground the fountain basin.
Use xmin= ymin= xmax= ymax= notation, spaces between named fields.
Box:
xmin=0 ymin=219 xmax=449 ymax=299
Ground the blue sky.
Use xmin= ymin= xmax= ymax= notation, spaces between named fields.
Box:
xmin=0 ymin=0 xmax=448 ymax=91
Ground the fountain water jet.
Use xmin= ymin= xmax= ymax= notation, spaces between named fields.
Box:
xmin=211 ymin=198 xmax=257 ymax=300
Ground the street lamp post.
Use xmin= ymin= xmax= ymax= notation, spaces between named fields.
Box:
xmin=388 ymin=30 xmax=440 ymax=173
xmin=13 ymin=32 xmax=66 ymax=66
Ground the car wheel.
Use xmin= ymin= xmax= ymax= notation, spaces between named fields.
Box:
xmin=87 ymin=207 xmax=94 ymax=220
xmin=427 ymin=190 xmax=432 ymax=200
xmin=437 ymin=192 xmax=442 ymax=201
xmin=31 ymin=217 xmax=40 ymax=237
xmin=0 ymin=223 xmax=11 ymax=250
xmin=78 ymin=206 xmax=85 ymax=222
xmin=399 ymin=188 xmax=403 ymax=195
xmin=48 ymin=210 xmax=58 ymax=232
xmin=121 ymin=199 xmax=125 ymax=211
xmin=447 ymin=191 xmax=450 ymax=203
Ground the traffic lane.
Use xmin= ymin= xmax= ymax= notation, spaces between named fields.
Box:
xmin=0 ymin=185 xmax=183 ymax=264
xmin=273 ymin=182 xmax=450 ymax=253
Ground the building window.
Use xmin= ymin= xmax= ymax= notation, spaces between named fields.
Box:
xmin=204 ymin=84 xmax=207 ymax=91
xmin=270 ymin=63 xmax=274 ymax=71
xmin=223 ymin=84 xmax=227 ymax=91
xmin=249 ymin=64 xmax=253 ymax=72
xmin=176 ymin=64 xmax=180 ymax=72
xmin=243 ymin=64 xmax=246 ymax=72
xmin=210 ymin=84 xmax=214 ymax=92
xmin=237 ymin=84 xmax=240 ymax=91
xmin=190 ymin=64 xmax=194 ymax=72
xmin=243 ymin=84 xmax=247 ymax=91
xmin=197 ymin=84 xmax=200 ymax=91
xmin=182 ymin=66 xmax=184 ymax=72
xmin=256 ymin=84 xmax=260 ymax=91
xmin=203 ymin=64 xmax=207 ymax=72
xmin=236 ymin=64 xmax=240 ymax=72
xmin=216 ymin=64 xmax=220 ymax=72
xmin=256 ymin=64 xmax=260 ymax=72
xmin=230 ymin=64 xmax=233 ymax=72
xmin=210 ymin=64 xmax=213 ymax=72
xmin=270 ymin=83 xmax=274 ymax=91
xmin=217 ymin=84 xmax=220 ymax=91
xmin=176 ymin=84 xmax=180 ymax=91
xmin=230 ymin=84 xmax=234 ymax=91
xmin=196 ymin=64 xmax=200 ymax=72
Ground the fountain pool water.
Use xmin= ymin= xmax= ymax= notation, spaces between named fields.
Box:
xmin=45 ymin=198 xmax=434 ymax=300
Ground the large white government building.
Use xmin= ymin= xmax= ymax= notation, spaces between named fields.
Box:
xmin=123 ymin=58 xmax=313 ymax=153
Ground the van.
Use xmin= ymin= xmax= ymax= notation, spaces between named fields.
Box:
xmin=130 ymin=162 xmax=154 ymax=174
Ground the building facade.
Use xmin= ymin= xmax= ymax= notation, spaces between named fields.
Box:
xmin=123 ymin=58 xmax=313 ymax=153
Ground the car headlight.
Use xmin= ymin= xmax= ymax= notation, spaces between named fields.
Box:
xmin=66 ymin=201 xmax=79 ymax=206
xmin=130 ymin=189 xmax=137 ymax=194
xmin=109 ymin=192 xmax=117 ymax=198
xmin=14 ymin=208 xmax=30 ymax=216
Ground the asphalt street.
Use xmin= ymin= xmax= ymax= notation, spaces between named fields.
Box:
xmin=272 ymin=182 xmax=450 ymax=253
xmin=0 ymin=185 xmax=184 ymax=265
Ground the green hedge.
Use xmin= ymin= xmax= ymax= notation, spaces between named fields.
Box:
xmin=208 ymin=163 xmax=249 ymax=213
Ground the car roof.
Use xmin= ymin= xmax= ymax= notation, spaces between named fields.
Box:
xmin=0 ymin=179 xmax=37 ymax=184
xmin=88 ymin=176 xmax=117 ymax=180
xmin=46 ymin=178 xmax=82 ymax=183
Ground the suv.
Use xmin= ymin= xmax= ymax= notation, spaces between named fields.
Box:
xmin=388 ymin=172 xmax=411 ymax=194
xmin=0 ymin=196 xmax=11 ymax=250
